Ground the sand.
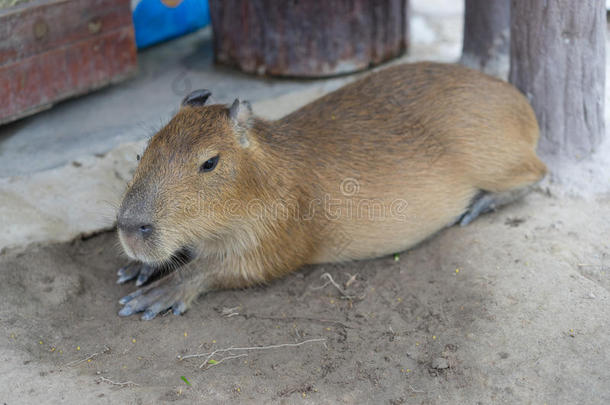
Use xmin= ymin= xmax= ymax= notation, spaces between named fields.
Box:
xmin=1 ymin=188 xmax=609 ymax=404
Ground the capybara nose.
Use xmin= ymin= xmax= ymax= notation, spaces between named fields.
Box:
xmin=138 ymin=224 xmax=154 ymax=238
xmin=118 ymin=218 xmax=154 ymax=239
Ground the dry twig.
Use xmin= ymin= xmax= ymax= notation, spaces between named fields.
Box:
xmin=204 ymin=353 xmax=248 ymax=369
xmin=220 ymin=306 xmax=241 ymax=317
xmin=313 ymin=272 xmax=359 ymax=299
xmin=65 ymin=346 xmax=110 ymax=367
xmin=344 ymin=272 xmax=358 ymax=287
xmin=97 ymin=376 xmax=139 ymax=387
xmin=177 ymin=338 xmax=326 ymax=369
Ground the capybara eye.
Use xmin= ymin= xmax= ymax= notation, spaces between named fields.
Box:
xmin=200 ymin=155 xmax=219 ymax=173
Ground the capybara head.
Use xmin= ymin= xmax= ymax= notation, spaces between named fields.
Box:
xmin=117 ymin=90 xmax=264 ymax=264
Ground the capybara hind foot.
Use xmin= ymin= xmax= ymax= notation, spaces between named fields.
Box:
xmin=116 ymin=261 xmax=156 ymax=286
xmin=459 ymin=193 xmax=496 ymax=226
xmin=460 ymin=187 xmax=535 ymax=226
xmin=118 ymin=270 xmax=207 ymax=320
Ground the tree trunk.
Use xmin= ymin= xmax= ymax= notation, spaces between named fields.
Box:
xmin=509 ymin=0 xmax=605 ymax=165
xmin=461 ymin=0 xmax=510 ymax=78
xmin=208 ymin=0 xmax=409 ymax=77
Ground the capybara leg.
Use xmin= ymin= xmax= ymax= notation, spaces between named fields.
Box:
xmin=459 ymin=186 xmax=534 ymax=226
xmin=476 ymin=153 xmax=547 ymax=194
xmin=460 ymin=152 xmax=546 ymax=225
xmin=118 ymin=267 xmax=209 ymax=320
xmin=116 ymin=261 xmax=156 ymax=286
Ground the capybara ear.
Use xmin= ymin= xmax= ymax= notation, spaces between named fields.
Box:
xmin=229 ymin=98 xmax=252 ymax=124
xmin=228 ymin=98 xmax=253 ymax=147
xmin=181 ymin=89 xmax=212 ymax=107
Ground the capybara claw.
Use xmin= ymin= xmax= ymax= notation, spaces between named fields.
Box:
xmin=172 ymin=301 xmax=188 ymax=316
xmin=135 ymin=265 xmax=155 ymax=286
xmin=117 ymin=262 xmax=140 ymax=283
xmin=116 ymin=261 xmax=155 ymax=285
xmin=118 ymin=288 xmax=143 ymax=305
xmin=118 ymin=274 xmax=190 ymax=320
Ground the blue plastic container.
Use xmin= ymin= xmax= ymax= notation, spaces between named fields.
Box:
xmin=132 ymin=0 xmax=210 ymax=49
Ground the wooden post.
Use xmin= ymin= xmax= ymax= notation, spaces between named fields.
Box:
xmin=509 ymin=0 xmax=605 ymax=165
xmin=209 ymin=0 xmax=409 ymax=77
xmin=461 ymin=0 xmax=510 ymax=78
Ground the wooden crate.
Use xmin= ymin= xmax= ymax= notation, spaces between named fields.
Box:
xmin=0 ymin=0 xmax=137 ymax=125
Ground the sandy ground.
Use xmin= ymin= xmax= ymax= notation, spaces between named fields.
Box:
xmin=1 ymin=1 xmax=610 ymax=404
xmin=1 ymin=189 xmax=609 ymax=404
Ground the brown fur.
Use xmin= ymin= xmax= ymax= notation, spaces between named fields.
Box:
xmin=118 ymin=62 xmax=546 ymax=310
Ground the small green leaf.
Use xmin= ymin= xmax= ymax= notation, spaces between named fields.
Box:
xmin=181 ymin=376 xmax=191 ymax=386
xmin=394 ymin=253 xmax=400 ymax=262
xmin=208 ymin=359 xmax=218 ymax=365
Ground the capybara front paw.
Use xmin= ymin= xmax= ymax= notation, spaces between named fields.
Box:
xmin=118 ymin=274 xmax=191 ymax=320
xmin=116 ymin=261 xmax=156 ymax=286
